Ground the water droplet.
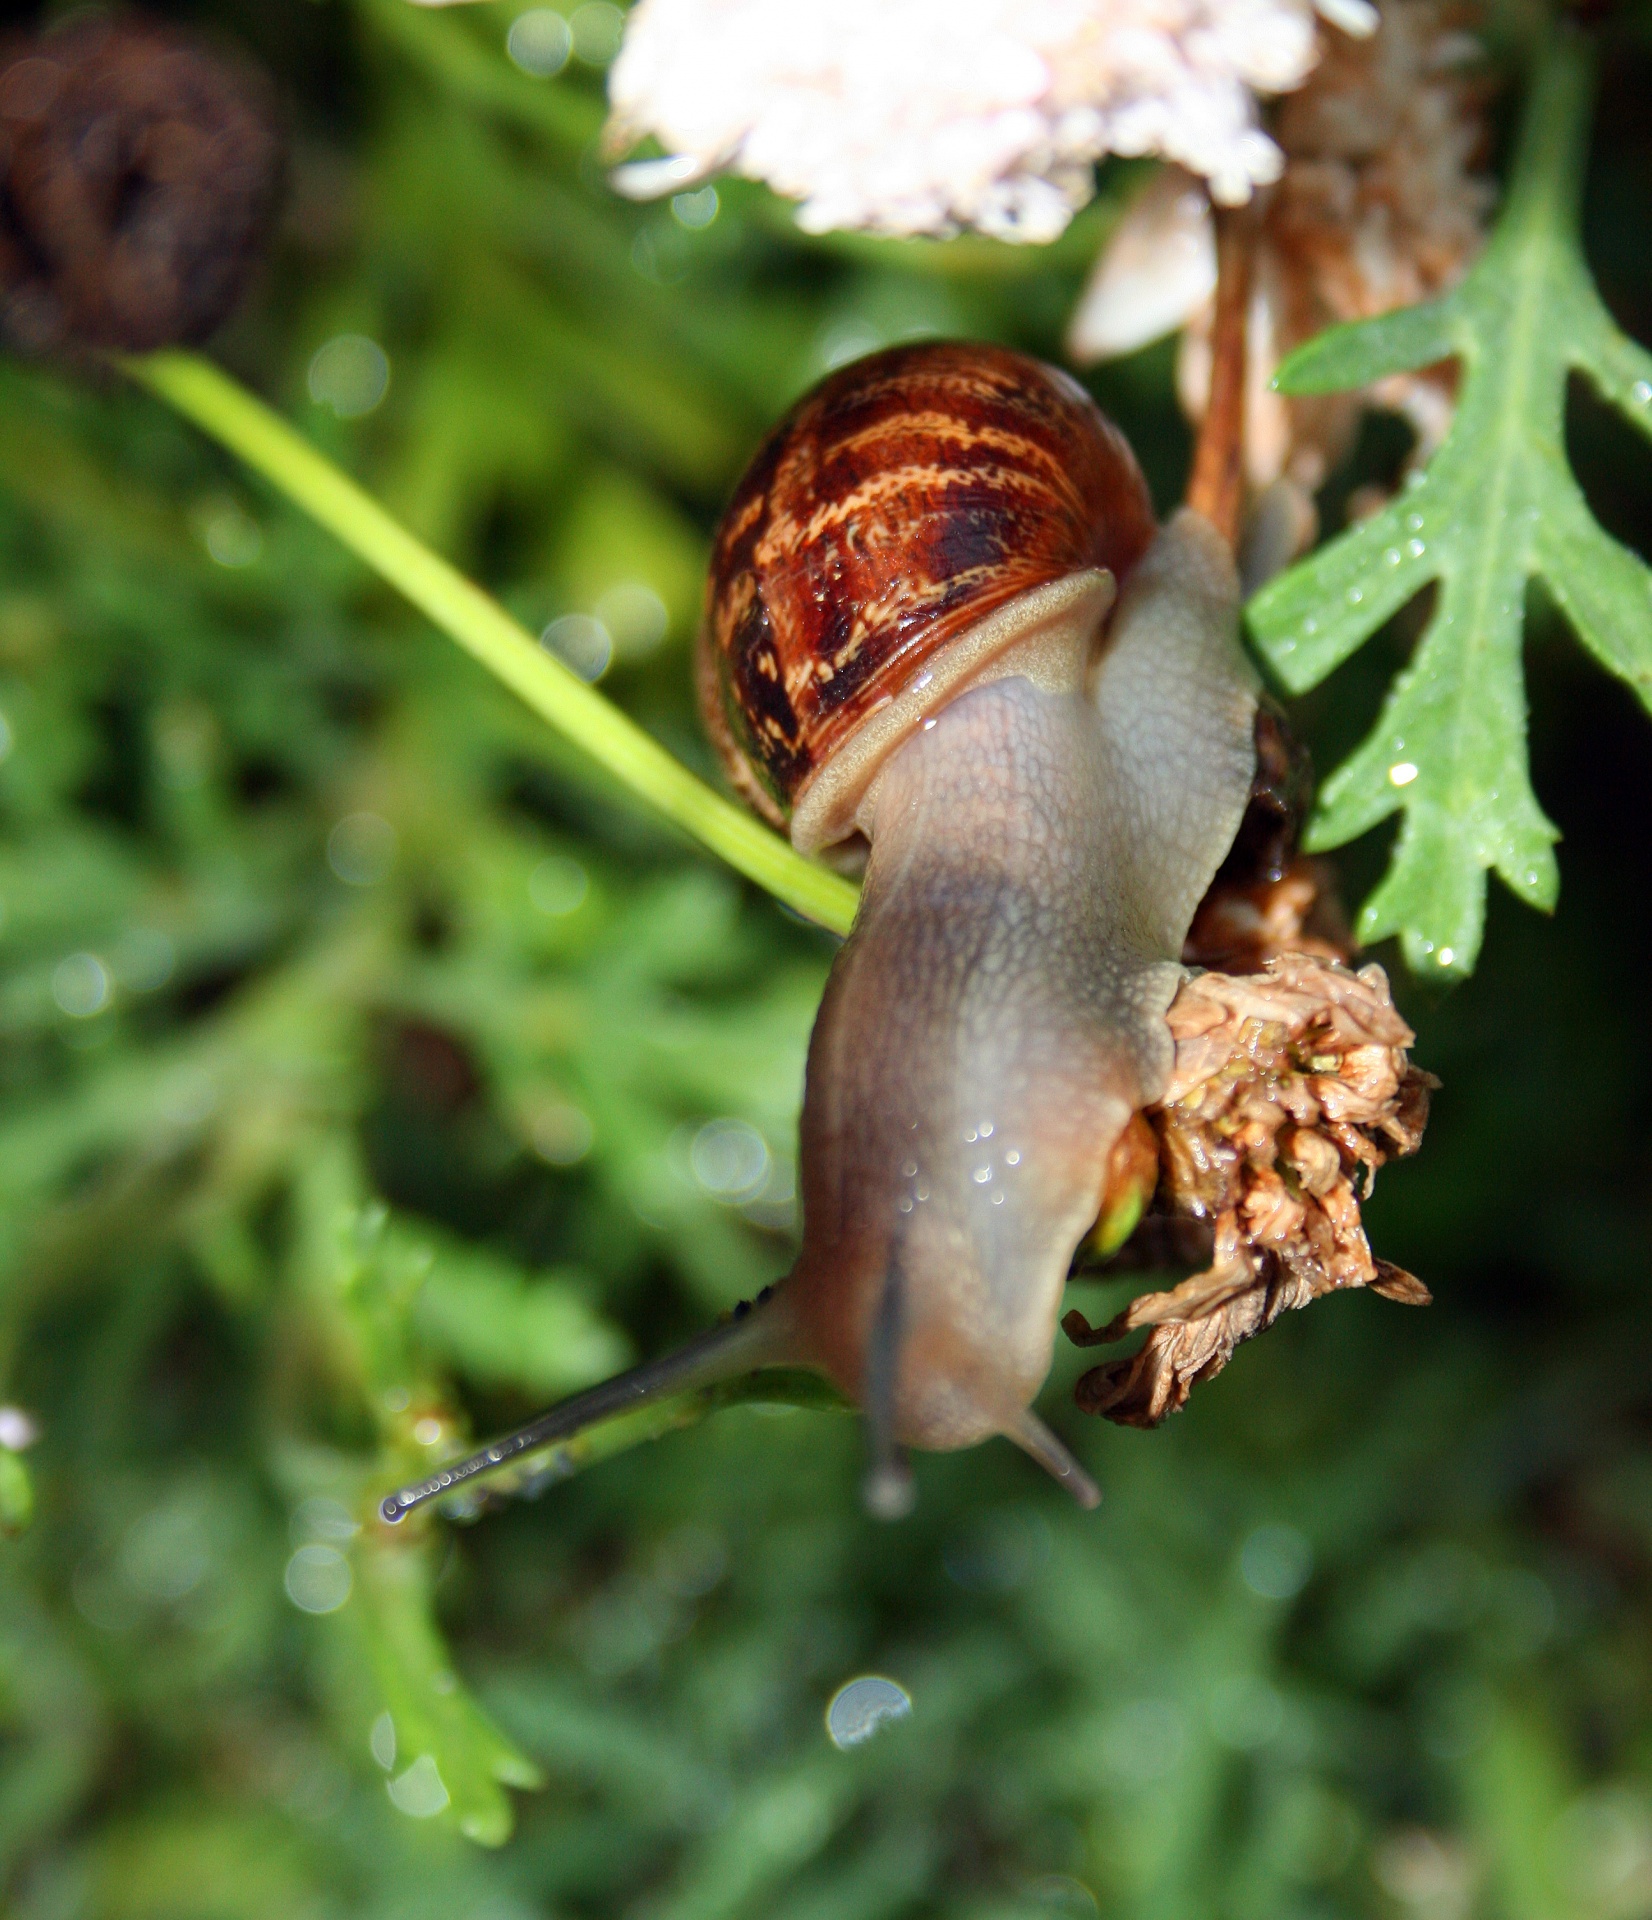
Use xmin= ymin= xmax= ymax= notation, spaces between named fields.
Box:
xmin=1634 ymin=380 xmax=1652 ymax=406
xmin=899 ymin=1197 xmax=914 ymax=1213
xmin=1408 ymin=538 xmax=1426 ymax=559
xmin=1346 ymin=586 xmax=1365 ymax=605
xmin=1302 ymin=617 xmax=1320 ymax=636
xmin=963 ymin=1127 xmax=978 ymax=1143
xmin=1383 ymin=547 xmax=1402 ymax=567
xmin=978 ymin=1120 xmax=994 ymax=1138
xmin=1437 ymin=947 xmax=1455 ymax=967
xmin=387 ymin=1754 xmax=450 ymax=1819
xmin=1005 ymin=1149 xmax=1021 ymax=1166
xmin=1388 ymin=761 xmax=1419 ymax=787
xmin=1406 ymin=512 xmax=1425 ymax=532
xmin=991 ymin=1190 xmax=1005 ymax=1206
xmin=901 ymin=1159 xmax=917 ymax=1179
xmin=972 ymin=1165 xmax=993 ymax=1185
xmin=826 ymin=1675 xmax=912 ymax=1749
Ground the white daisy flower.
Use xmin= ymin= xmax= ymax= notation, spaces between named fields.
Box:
xmin=603 ymin=0 xmax=1376 ymax=240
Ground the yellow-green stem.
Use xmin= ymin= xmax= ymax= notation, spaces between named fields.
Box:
xmin=122 ymin=350 xmax=860 ymax=937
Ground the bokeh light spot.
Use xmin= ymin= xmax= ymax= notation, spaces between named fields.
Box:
xmin=52 ymin=951 xmax=110 ymax=1018
xmin=529 ymin=854 xmax=589 ymax=916
xmin=1240 ymin=1524 xmax=1313 ymax=1600
xmin=689 ymin=1118 xmax=770 ymax=1202
xmin=531 ymin=1100 xmax=594 ymax=1165
xmin=569 ymin=1 xmax=623 ymax=64
xmin=328 ymin=811 xmax=397 ymax=886
xmin=195 ymin=498 xmax=263 ymax=568
xmin=594 ymin=581 xmax=669 ymax=658
xmin=285 ymin=1544 xmax=353 ymax=1615
xmin=506 ymin=8 xmax=571 ymax=75
xmin=542 ymin=613 xmax=613 ymax=682
xmin=308 ymin=334 xmax=391 ymax=419
xmin=671 ymin=186 xmax=720 ymax=230
xmin=826 ymin=1675 xmax=911 ymax=1749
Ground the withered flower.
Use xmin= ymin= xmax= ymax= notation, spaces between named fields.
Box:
xmin=1070 ymin=0 xmax=1492 ymax=497
xmin=1068 ymin=952 xmax=1435 ymax=1427
xmin=0 ymin=19 xmax=282 ymax=355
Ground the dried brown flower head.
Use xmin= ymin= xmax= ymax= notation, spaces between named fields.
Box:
xmin=0 ymin=19 xmax=282 ymax=355
xmin=1067 ymin=952 xmax=1435 ymax=1427
xmin=1070 ymin=0 xmax=1493 ymax=498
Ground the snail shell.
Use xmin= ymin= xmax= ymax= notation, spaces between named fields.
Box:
xmin=699 ymin=340 xmax=1158 ymax=852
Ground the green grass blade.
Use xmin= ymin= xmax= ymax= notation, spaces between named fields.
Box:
xmin=122 ymin=351 xmax=859 ymax=937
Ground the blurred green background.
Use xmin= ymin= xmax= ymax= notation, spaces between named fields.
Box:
xmin=0 ymin=2 xmax=1650 ymax=1915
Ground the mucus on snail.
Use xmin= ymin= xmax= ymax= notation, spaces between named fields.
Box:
xmin=384 ymin=341 xmax=1259 ymax=1525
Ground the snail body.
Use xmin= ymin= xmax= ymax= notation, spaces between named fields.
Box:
xmin=385 ymin=343 xmax=1259 ymax=1523
xmin=781 ymin=508 xmax=1257 ymax=1486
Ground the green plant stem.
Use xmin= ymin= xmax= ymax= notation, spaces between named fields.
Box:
xmin=124 ymin=351 xmax=860 ymax=936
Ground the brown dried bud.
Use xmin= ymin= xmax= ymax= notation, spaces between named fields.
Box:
xmin=0 ymin=19 xmax=282 ymax=355
xmin=1067 ymin=953 xmax=1436 ymax=1427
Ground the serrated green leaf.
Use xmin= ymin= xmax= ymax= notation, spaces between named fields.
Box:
xmin=352 ymin=1529 xmax=544 ymax=1848
xmin=1249 ymin=29 xmax=1652 ymax=977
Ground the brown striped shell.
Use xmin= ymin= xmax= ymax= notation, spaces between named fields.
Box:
xmin=699 ymin=340 xmax=1158 ymax=837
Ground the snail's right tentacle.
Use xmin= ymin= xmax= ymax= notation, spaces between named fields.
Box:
xmin=379 ymin=1291 xmax=802 ymax=1523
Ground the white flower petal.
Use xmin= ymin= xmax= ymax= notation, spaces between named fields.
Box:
xmin=1067 ymin=166 xmax=1217 ymax=361
xmin=604 ymin=0 xmax=1358 ymax=241
xmin=609 ymin=153 xmax=714 ymax=199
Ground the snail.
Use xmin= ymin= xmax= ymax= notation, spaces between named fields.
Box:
xmin=384 ymin=341 xmax=1259 ymax=1524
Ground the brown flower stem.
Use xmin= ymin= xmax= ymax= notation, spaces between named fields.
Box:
xmin=1184 ymin=199 xmax=1258 ymax=549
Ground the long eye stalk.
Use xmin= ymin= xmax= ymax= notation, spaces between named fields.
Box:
xmin=380 ymin=1300 xmax=795 ymax=1523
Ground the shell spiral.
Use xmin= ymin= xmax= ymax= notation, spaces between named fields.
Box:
xmin=699 ymin=341 xmax=1158 ymax=831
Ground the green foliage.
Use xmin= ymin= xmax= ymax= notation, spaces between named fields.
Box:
xmin=1248 ymin=32 xmax=1652 ymax=976
xmin=0 ymin=1448 xmax=31 ymax=1536
xmin=0 ymin=1 xmax=1649 ymax=1915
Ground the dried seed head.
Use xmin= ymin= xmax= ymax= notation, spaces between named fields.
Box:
xmin=1067 ymin=953 xmax=1435 ymax=1427
xmin=1071 ymin=0 xmax=1493 ymax=495
xmin=0 ymin=19 xmax=282 ymax=355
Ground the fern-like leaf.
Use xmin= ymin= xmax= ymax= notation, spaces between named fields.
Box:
xmin=1247 ymin=29 xmax=1652 ymax=976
